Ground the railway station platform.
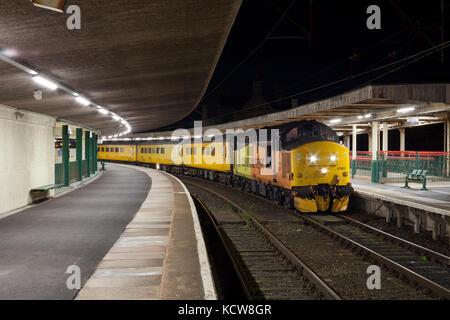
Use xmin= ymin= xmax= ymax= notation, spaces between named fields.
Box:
xmin=0 ymin=164 xmax=215 ymax=300
xmin=352 ymin=179 xmax=450 ymax=242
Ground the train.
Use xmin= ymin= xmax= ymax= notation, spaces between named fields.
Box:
xmin=98 ymin=120 xmax=353 ymax=213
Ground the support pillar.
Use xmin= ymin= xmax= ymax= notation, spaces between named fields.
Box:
xmin=352 ymin=125 xmax=357 ymax=177
xmin=90 ymin=133 xmax=96 ymax=175
xmin=371 ymin=121 xmax=379 ymax=183
xmin=368 ymin=134 xmax=372 ymax=152
xmin=85 ymin=131 xmax=91 ymax=178
xmin=76 ymin=128 xmax=83 ymax=182
xmin=62 ymin=125 xmax=70 ymax=187
xmin=399 ymin=128 xmax=405 ymax=152
xmin=382 ymin=123 xmax=388 ymax=152
xmin=93 ymin=133 xmax=98 ymax=172
xmin=446 ymin=121 xmax=450 ymax=177
xmin=344 ymin=135 xmax=350 ymax=149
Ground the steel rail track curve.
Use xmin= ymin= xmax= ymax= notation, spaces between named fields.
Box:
xmin=188 ymin=181 xmax=341 ymax=300
xmin=181 ymin=175 xmax=450 ymax=300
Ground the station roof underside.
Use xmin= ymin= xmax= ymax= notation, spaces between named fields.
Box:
xmin=0 ymin=0 xmax=242 ymax=136
xmin=129 ymin=83 xmax=450 ymax=139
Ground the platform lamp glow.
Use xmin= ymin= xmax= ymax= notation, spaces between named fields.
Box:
xmin=31 ymin=0 xmax=66 ymax=13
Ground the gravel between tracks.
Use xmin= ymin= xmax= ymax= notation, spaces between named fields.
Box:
xmin=344 ymin=212 xmax=450 ymax=257
xmin=182 ymin=177 xmax=431 ymax=300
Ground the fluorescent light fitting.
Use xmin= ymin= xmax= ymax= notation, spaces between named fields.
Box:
xmin=75 ymin=96 xmax=90 ymax=106
xmin=330 ymin=119 xmax=341 ymax=124
xmin=364 ymin=113 xmax=372 ymax=118
xmin=397 ymin=106 xmax=415 ymax=114
xmin=357 ymin=115 xmax=363 ymax=119
xmin=98 ymin=108 xmax=108 ymax=115
xmin=113 ymin=115 xmax=120 ymax=121
xmin=33 ymin=76 xmax=58 ymax=90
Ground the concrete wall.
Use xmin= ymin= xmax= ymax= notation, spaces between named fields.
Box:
xmin=0 ymin=104 xmax=55 ymax=214
xmin=350 ymin=192 xmax=450 ymax=243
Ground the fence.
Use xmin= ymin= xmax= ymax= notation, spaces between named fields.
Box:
xmin=55 ymin=159 xmax=97 ymax=186
xmin=350 ymin=151 xmax=450 ymax=183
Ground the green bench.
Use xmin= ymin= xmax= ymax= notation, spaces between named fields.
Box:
xmin=30 ymin=184 xmax=63 ymax=202
xmin=403 ymin=169 xmax=428 ymax=190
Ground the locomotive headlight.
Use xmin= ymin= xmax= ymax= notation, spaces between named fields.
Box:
xmin=310 ymin=155 xmax=317 ymax=163
xmin=321 ymin=168 xmax=328 ymax=174
xmin=330 ymin=155 xmax=336 ymax=162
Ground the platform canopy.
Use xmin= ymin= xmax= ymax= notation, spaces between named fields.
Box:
xmin=0 ymin=0 xmax=242 ymax=136
xmin=128 ymin=83 xmax=450 ymax=139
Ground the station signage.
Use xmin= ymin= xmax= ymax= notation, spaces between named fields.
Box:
xmin=31 ymin=0 xmax=66 ymax=13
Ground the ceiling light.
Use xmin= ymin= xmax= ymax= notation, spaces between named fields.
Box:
xmin=330 ymin=119 xmax=341 ymax=124
xmin=113 ymin=115 xmax=120 ymax=121
xmin=397 ymin=106 xmax=415 ymax=114
xmin=98 ymin=108 xmax=108 ymax=115
xmin=357 ymin=115 xmax=363 ymax=119
xmin=33 ymin=76 xmax=58 ymax=90
xmin=364 ymin=113 xmax=372 ymax=118
xmin=75 ymin=96 xmax=90 ymax=106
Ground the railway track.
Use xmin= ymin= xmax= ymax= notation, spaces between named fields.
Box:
xmin=323 ymin=215 xmax=450 ymax=297
xmin=180 ymin=175 xmax=450 ymax=299
xmin=191 ymin=187 xmax=341 ymax=300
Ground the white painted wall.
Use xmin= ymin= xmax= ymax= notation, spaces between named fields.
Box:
xmin=0 ymin=104 xmax=55 ymax=214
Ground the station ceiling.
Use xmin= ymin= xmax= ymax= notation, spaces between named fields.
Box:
xmin=0 ymin=0 xmax=241 ymax=136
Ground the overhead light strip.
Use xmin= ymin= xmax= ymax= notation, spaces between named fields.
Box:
xmin=0 ymin=50 xmax=131 ymax=137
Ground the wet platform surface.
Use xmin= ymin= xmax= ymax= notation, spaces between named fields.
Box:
xmin=353 ymin=180 xmax=450 ymax=215
xmin=0 ymin=165 xmax=151 ymax=299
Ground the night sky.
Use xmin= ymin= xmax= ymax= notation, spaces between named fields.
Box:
xmin=158 ymin=0 xmax=449 ymax=150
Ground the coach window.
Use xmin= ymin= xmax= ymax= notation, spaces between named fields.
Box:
xmin=211 ymin=147 xmax=215 ymax=156
xmin=115 ymin=147 xmax=119 ymax=152
xmin=141 ymin=148 xmax=144 ymax=153
xmin=120 ymin=147 xmax=124 ymax=153
xmin=102 ymin=147 xmax=105 ymax=152
xmin=161 ymin=148 xmax=165 ymax=154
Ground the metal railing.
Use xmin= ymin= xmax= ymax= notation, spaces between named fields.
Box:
xmin=350 ymin=151 xmax=450 ymax=183
xmin=55 ymin=159 xmax=96 ymax=186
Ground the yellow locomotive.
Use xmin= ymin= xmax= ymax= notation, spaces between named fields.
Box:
xmin=98 ymin=121 xmax=353 ymax=213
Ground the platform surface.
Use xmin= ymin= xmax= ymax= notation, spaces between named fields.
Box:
xmin=353 ymin=180 xmax=450 ymax=216
xmin=0 ymin=165 xmax=151 ymax=299
xmin=76 ymin=165 xmax=215 ymax=300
